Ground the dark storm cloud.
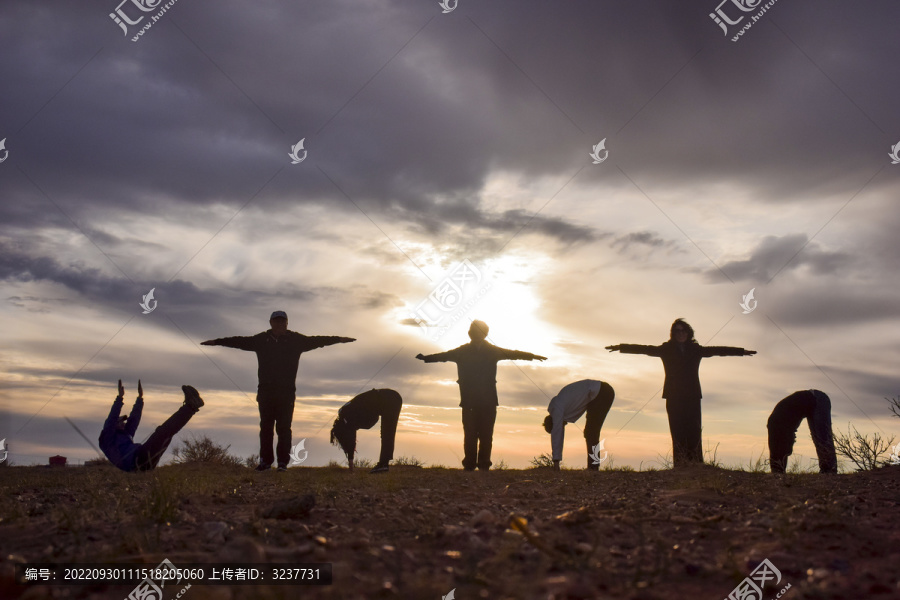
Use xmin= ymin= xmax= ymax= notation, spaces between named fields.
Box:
xmin=709 ymin=233 xmax=852 ymax=282
xmin=611 ymin=231 xmax=681 ymax=255
xmin=0 ymin=241 xmax=316 ymax=336
xmin=765 ymin=283 xmax=899 ymax=328
xmin=3 ymin=0 xmax=897 ymax=246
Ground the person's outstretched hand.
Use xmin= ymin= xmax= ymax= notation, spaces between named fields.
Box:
xmin=415 ymin=353 xmax=426 ymax=361
xmin=339 ymin=337 xmax=356 ymax=343
xmin=745 ymin=349 xmax=757 ymax=356
xmin=117 ymin=379 xmax=124 ymax=398
xmin=200 ymin=340 xmax=215 ymax=346
xmin=605 ymin=344 xmax=621 ymax=352
xmin=137 ymin=379 xmax=143 ymax=398
xmin=532 ymin=354 xmax=548 ymax=361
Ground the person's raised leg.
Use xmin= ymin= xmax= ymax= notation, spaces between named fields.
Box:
xmin=135 ymin=386 xmax=203 ymax=470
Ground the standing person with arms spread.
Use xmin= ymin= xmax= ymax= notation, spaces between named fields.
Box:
xmin=99 ymin=379 xmax=204 ymax=472
xmin=605 ymin=319 xmax=755 ymax=467
xmin=543 ymin=379 xmax=615 ymax=471
xmin=416 ymin=320 xmax=546 ymax=471
xmin=201 ymin=310 xmax=355 ymax=471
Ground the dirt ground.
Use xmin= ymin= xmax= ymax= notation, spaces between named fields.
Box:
xmin=1 ymin=463 xmax=899 ymax=600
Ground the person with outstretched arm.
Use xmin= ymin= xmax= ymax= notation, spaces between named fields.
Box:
xmin=544 ymin=380 xmax=615 ymax=471
xmin=605 ymin=318 xmax=755 ymax=467
xmin=416 ymin=320 xmax=546 ymax=471
xmin=330 ymin=388 xmax=403 ymax=474
xmin=99 ymin=379 xmax=204 ymax=471
xmin=201 ymin=310 xmax=355 ymax=472
xmin=767 ymin=389 xmax=837 ymax=474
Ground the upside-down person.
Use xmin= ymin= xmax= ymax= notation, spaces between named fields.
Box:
xmin=201 ymin=310 xmax=355 ymax=472
xmin=416 ymin=320 xmax=546 ymax=471
xmin=99 ymin=379 xmax=204 ymax=472
xmin=767 ymin=389 xmax=837 ymax=474
xmin=329 ymin=389 xmax=403 ymax=474
xmin=544 ymin=379 xmax=615 ymax=471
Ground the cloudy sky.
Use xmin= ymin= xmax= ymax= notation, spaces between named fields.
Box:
xmin=2 ymin=0 xmax=899 ymax=470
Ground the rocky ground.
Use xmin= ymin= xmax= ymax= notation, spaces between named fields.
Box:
xmin=1 ymin=463 xmax=899 ymax=599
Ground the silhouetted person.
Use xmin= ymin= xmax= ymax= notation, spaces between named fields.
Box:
xmin=201 ymin=310 xmax=355 ymax=471
xmin=330 ymin=389 xmax=403 ymax=474
xmin=416 ymin=320 xmax=546 ymax=471
xmin=99 ymin=379 xmax=204 ymax=472
xmin=543 ymin=380 xmax=615 ymax=471
xmin=606 ymin=319 xmax=755 ymax=467
xmin=767 ymin=390 xmax=837 ymax=474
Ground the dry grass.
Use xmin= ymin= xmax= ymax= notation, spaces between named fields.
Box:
xmin=1 ymin=463 xmax=898 ymax=599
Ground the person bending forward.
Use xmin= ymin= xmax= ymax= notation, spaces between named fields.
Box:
xmin=330 ymin=388 xmax=403 ymax=474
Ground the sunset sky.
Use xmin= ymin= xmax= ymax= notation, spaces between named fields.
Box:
xmin=2 ymin=0 xmax=898 ymax=470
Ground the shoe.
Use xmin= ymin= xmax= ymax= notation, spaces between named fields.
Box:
xmin=463 ymin=466 xmax=475 ymax=472
xmin=277 ymin=464 xmax=288 ymax=472
xmin=182 ymin=385 xmax=204 ymax=410
xmin=369 ymin=464 xmax=389 ymax=474
xmin=255 ymin=463 xmax=272 ymax=472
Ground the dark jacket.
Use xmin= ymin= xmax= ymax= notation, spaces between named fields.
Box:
xmin=618 ymin=340 xmax=750 ymax=399
xmin=205 ymin=330 xmax=349 ymax=393
xmin=767 ymin=390 xmax=817 ymax=435
xmin=339 ymin=389 xmax=402 ymax=430
xmin=420 ymin=341 xmax=541 ymax=407
xmin=98 ymin=395 xmax=143 ymax=471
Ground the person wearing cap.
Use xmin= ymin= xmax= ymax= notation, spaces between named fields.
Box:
xmin=543 ymin=380 xmax=615 ymax=471
xmin=767 ymin=389 xmax=837 ymax=474
xmin=201 ymin=311 xmax=355 ymax=471
xmin=415 ymin=320 xmax=546 ymax=471
xmin=99 ymin=379 xmax=205 ymax=472
xmin=329 ymin=388 xmax=403 ymax=474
